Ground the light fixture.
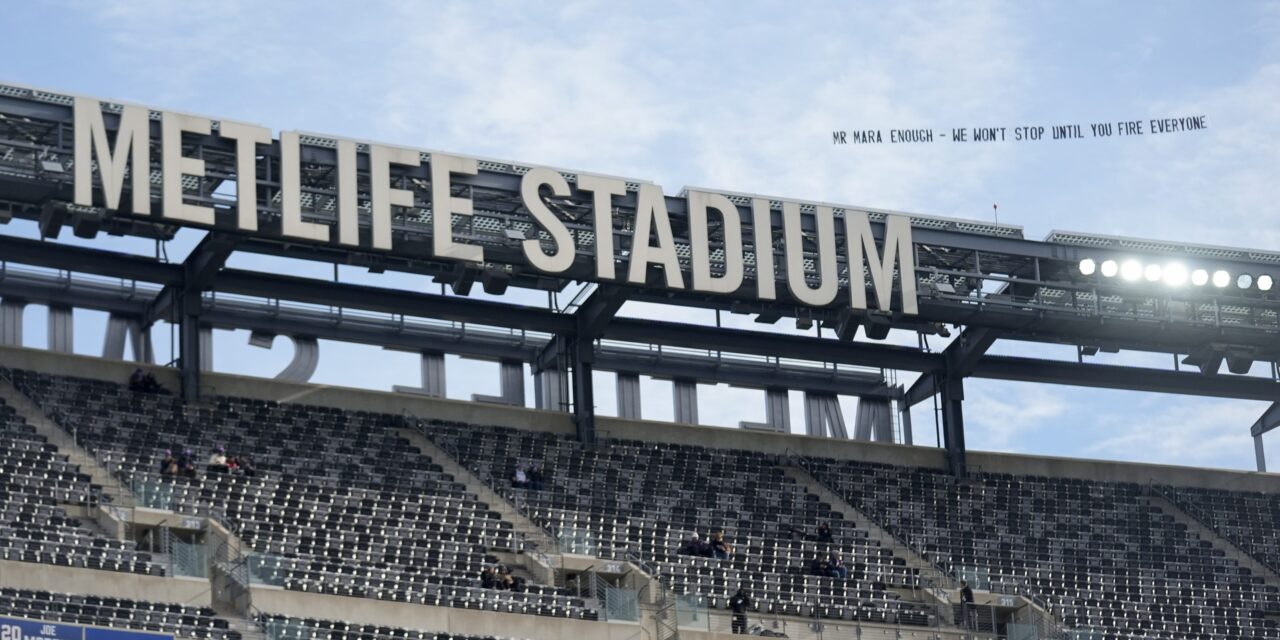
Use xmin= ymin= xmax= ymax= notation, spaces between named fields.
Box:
xmin=1100 ymin=260 xmax=1119 ymax=278
xmin=1258 ymin=275 xmax=1274 ymax=292
xmin=1212 ymin=270 xmax=1231 ymax=288
xmin=1191 ymin=269 xmax=1210 ymax=286
xmin=1144 ymin=264 xmax=1163 ymax=282
xmin=1237 ymin=274 xmax=1253 ymax=290
xmin=1163 ymin=263 xmax=1188 ymax=286
xmin=1078 ymin=259 xmax=1096 ymax=276
xmin=1121 ymin=260 xmax=1142 ymax=282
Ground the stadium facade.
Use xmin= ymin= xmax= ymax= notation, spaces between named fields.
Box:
xmin=0 ymin=82 xmax=1279 ymax=639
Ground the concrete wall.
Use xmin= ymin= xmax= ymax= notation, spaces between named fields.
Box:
xmin=2 ymin=344 xmax=1278 ymax=492
xmin=0 ymin=559 xmax=211 ymax=605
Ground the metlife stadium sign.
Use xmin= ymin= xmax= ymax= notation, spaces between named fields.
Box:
xmin=0 ymin=616 xmax=170 ymax=640
xmin=70 ymin=93 xmax=919 ymax=315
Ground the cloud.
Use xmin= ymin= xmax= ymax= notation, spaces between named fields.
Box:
xmin=1085 ymin=398 xmax=1268 ymax=470
xmin=963 ymin=383 xmax=1068 ymax=451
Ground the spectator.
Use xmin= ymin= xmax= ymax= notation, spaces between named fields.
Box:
xmin=728 ymin=585 xmax=752 ymax=635
xmin=512 ymin=465 xmax=529 ymax=489
xmin=829 ymin=553 xmax=848 ymax=580
xmin=959 ymin=580 xmax=975 ymax=629
xmin=710 ymin=531 xmax=733 ymax=560
xmin=238 ymin=455 xmax=257 ymax=478
xmin=808 ymin=555 xmax=830 ymax=577
xmin=678 ymin=533 xmax=708 ymax=557
xmin=128 ymin=369 xmax=146 ymax=392
xmin=497 ymin=567 xmax=515 ymax=591
xmin=480 ymin=567 xmax=496 ymax=589
xmin=528 ymin=464 xmax=545 ymax=491
xmin=177 ymin=449 xmax=196 ymax=478
xmin=159 ymin=450 xmax=177 ymax=476
xmin=208 ymin=447 xmax=229 ymax=473
xmin=815 ymin=522 xmax=834 ymax=543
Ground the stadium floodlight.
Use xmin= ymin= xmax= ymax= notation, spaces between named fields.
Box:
xmin=1212 ymin=270 xmax=1231 ymax=288
xmin=1120 ymin=260 xmax=1142 ymax=282
xmin=1100 ymin=260 xmax=1119 ymax=278
xmin=1237 ymin=274 xmax=1253 ymax=289
xmin=1191 ymin=269 xmax=1209 ymax=286
xmin=1144 ymin=264 xmax=1163 ymax=282
xmin=1163 ymin=263 xmax=1188 ymax=286
xmin=1078 ymin=258 xmax=1096 ymax=276
xmin=1259 ymin=274 xmax=1274 ymax=292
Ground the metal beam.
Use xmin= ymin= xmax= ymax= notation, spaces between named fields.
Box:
xmin=0 ymin=235 xmax=180 ymax=284
xmin=972 ymin=355 xmax=1280 ymax=402
xmin=903 ymin=327 xmax=999 ymax=408
xmin=606 ymin=318 xmax=942 ymax=372
xmin=145 ymin=232 xmax=239 ymax=326
xmin=1250 ymin=403 xmax=1280 ymax=437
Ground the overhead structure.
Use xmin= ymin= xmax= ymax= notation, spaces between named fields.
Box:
xmin=0 ymin=82 xmax=1277 ymax=476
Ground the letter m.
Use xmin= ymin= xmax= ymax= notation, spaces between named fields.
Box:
xmin=844 ymin=212 xmax=919 ymax=314
xmin=75 ymin=97 xmax=151 ymax=213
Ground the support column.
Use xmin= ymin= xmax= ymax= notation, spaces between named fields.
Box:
xmin=940 ymin=374 xmax=967 ymax=477
xmin=570 ymin=337 xmax=596 ymax=443
xmin=178 ymin=294 xmax=201 ymax=402
xmin=673 ymin=379 xmax=699 ymax=425
xmin=899 ymin=399 xmax=914 ymax=446
xmin=104 ymin=314 xmax=156 ymax=363
xmin=276 ymin=336 xmax=319 ymax=383
xmin=0 ymin=300 xmax=25 ymax=347
xmin=1255 ymin=434 xmax=1267 ymax=473
xmin=46 ymin=305 xmax=73 ymax=354
xmin=615 ymin=372 xmax=641 ymax=420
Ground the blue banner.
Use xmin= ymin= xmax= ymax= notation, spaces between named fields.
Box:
xmin=0 ymin=617 xmax=170 ymax=640
xmin=0 ymin=617 xmax=83 ymax=640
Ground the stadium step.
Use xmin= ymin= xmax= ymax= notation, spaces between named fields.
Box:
xmin=396 ymin=426 xmax=560 ymax=555
xmin=1146 ymin=492 xmax=1280 ymax=585
xmin=779 ymin=463 xmax=956 ymax=589
xmin=213 ymin=603 xmax=267 ymax=640
xmin=0 ymin=376 xmax=137 ymax=508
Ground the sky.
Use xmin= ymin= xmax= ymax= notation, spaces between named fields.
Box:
xmin=3 ymin=0 xmax=1279 ymax=471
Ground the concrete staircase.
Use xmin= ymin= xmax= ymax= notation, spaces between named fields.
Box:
xmin=1147 ymin=494 xmax=1280 ymax=584
xmin=0 ymin=376 xmax=136 ymax=508
xmin=397 ymin=426 xmax=559 ymax=554
xmin=780 ymin=464 xmax=956 ymax=589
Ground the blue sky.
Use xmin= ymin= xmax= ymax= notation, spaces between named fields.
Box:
xmin=4 ymin=1 xmax=1280 ymax=471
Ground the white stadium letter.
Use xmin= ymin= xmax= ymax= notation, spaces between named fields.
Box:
xmin=688 ymin=190 xmax=744 ymax=294
xmin=280 ymin=131 xmax=331 ymax=242
xmin=431 ymin=153 xmax=483 ymax=263
xmin=371 ymin=144 xmax=420 ymax=251
xmin=336 ymin=139 xmax=359 ymax=246
xmin=782 ymin=202 xmax=838 ymax=306
xmin=846 ymin=211 xmax=918 ymax=314
xmin=520 ymin=167 xmax=575 ymax=273
xmin=161 ymin=112 xmax=215 ymax=225
xmin=751 ymin=198 xmax=776 ymax=300
xmin=576 ymin=174 xmax=627 ymax=280
xmin=219 ymin=120 xmax=272 ymax=231
xmin=74 ymin=98 xmax=150 ymax=214
xmin=628 ymin=184 xmax=685 ymax=289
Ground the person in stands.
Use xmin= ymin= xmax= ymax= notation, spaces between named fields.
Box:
xmin=815 ymin=522 xmax=834 ymax=543
xmin=480 ymin=567 xmax=496 ymax=589
xmin=237 ymin=455 xmax=257 ymax=478
xmin=129 ymin=368 xmax=146 ymax=392
xmin=512 ymin=464 xmax=529 ymax=489
xmin=808 ymin=555 xmax=830 ymax=577
xmin=177 ymin=449 xmax=196 ymax=478
xmin=710 ymin=530 xmax=733 ymax=560
xmin=828 ymin=552 xmax=848 ymax=580
xmin=528 ymin=464 xmax=544 ymax=491
xmin=678 ymin=533 xmax=708 ymax=557
xmin=959 ymin=580 xmax=975 ymax=629
xmin=729 ymin=584 xmax=752 ymax=635
xmin=208 ymin=447 xmax=229 ymax=473
xmin=159 ymin=450 xmax=177 ymax=476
